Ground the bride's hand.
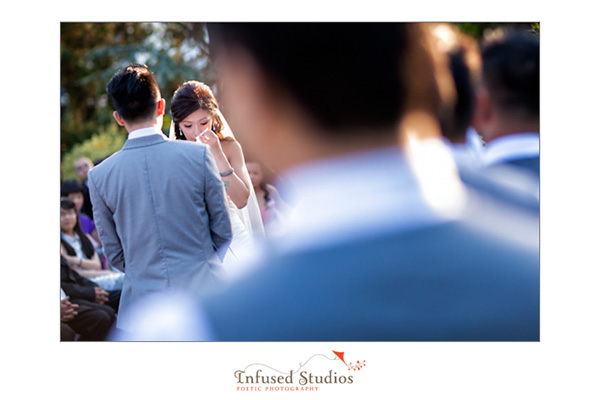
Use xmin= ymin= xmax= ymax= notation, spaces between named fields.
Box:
xmin=198 ymin=130 xmax=223 ymax=155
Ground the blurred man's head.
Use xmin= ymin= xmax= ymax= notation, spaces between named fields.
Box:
xmin=207 ymin=23 xmax=444 ymax=172
xmin=74 ymin=157 xmax=93 ymax=182
xmin=473 ymin=29 xmax=539 ymax=142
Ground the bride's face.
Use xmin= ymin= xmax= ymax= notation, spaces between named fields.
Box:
xmin=180 ymin=108 xmax=213 ymax=141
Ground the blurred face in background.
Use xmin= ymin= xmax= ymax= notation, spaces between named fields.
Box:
xmin=67 ymin=192 xmax=84 ymax=212
xmin=60 ymin=206 xmax=77 ymax=234
xmin=74 ymin=158 xmax=93 ymax=182
xmin=245 ymin=161 xmax=264 ymax=189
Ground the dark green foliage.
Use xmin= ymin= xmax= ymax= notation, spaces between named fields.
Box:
xmin=454 ymin=22 xmax=539 ymax=39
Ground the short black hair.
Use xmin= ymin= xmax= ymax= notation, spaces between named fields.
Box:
xmin=61 ymin=179 xmax=84 ymax=197
xmin=481 ymin=30 xmax=539 ymax=120
xmin=106 ymin=63 xmax=161 ymax=123
xmin=207 ymin=23 xmax=414 ymax=134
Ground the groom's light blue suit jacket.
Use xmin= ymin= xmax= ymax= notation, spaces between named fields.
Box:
xmin=88 ymin=133 xmax=232 ymax=331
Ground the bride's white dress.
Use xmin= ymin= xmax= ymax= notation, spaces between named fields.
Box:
xmin=221 ymin=186 xmax=265 ymax=276
xmin=223 ymin=199 xmax=254 ymax=262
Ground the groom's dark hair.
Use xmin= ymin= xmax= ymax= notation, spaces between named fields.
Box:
xmin=207 ymin=23 xmax=418 ymax=135
xmin=106 ymin=63 xmax=161 ymax=123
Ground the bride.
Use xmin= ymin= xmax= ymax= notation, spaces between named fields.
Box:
xmin=169 ymin=81 xmax=265 ymax=275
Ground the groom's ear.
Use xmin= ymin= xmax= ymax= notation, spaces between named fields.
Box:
xmin=156 ymin=98 xmax=166 ymax=116
xmin=113 ymin=111 xmax=126 ymax=126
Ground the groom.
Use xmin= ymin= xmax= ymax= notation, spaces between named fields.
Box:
xmin=88 ymin=63 xmax=232 ymax=333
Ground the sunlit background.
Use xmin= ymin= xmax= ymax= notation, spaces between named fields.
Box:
xmin=60 ymin=22 xmax=538 ymax=182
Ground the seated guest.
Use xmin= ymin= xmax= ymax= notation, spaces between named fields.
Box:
xmin=61 ymin=180 xmax=101 ymax=246
xmin=61 ymin=198 xmax=123 ymax=290
xmin=61 ymin=288 xmax=114 ymax=341
xmin=74 ymin=156 xmax=95 ymax=219
xmin=61 ymin=256 xmax=120 ymax=315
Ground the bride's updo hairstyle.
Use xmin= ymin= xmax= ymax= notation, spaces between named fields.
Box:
xmin=170 ymin=81 xmax=230 ymax=141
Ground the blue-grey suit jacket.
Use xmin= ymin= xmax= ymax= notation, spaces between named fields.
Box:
xmin=200 ymin=219 xmax=539 ymax=341
xmin=88 ymin=133 xmax=232 ymax=331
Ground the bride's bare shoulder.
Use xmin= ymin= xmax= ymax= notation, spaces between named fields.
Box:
xmin=220 ymin=138 xmax=243 ymax=154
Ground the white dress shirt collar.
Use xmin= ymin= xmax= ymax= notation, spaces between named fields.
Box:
xmin=483 ymin=132 xmax=539 ymax=167
xmin=273 ymin=146 xmax=456 ymax=253
xmin=441 ymin=138 xmax=483 ymax=169
xmin=127 ymin=126 xmax=165 ymax=140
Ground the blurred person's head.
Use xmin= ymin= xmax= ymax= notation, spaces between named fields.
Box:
xmin=61 ymin=179 xmax=85 ymax=212
xmin=207 ymin=23 xmax=445 ymax=173
xmin=245 ymin=161 xmax=265 ymax=190
xmin=74 ymin=157 xmax=93 ymax=182
xmin=106 ymin=63 xmax=166 ymax=132
xmin=429 ymin=24 xmax=482 ymax=143
xmin=472 ymin=29 xmax=539 ymax=142
xmin=60 ymin=198 xmax=95 ymax=257
xmin=170 ymin=81 xmax=226 ymax=141
xmin=60 ymin=198 xmax=82 ymax=235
